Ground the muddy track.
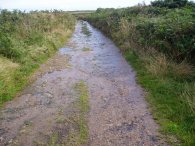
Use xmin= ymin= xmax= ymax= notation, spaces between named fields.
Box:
xmin=0 ymin=21 xmax=166 ymax=146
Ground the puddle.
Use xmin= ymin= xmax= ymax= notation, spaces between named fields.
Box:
xmin=0 ymin=21 xmax=166 ymax=146
xmin=59 ymin=47 xmax=74 ymax=55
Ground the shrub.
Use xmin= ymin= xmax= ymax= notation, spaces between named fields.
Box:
xmin=151 ymin=0 xmax=189 ymax=8
xmin=0 ymin=10 xmax=76 ymax=104
xmin=85 ymin=3 xmax=195 ymax=145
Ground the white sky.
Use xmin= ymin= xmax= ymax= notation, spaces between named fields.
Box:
xmin=0 ymin=0 xmax=152 ymax=11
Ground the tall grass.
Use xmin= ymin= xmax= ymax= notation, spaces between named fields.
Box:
xmin=124 ymin=51 xmax=195 ymax=145
xmin=85 ymin=1 xmax=195 ymax=145
xmin=0 ymin=10 xmax=76 ymax=105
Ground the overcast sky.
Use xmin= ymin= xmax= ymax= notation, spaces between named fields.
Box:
xmin=0 ymin=0 xmax=153 ymax=11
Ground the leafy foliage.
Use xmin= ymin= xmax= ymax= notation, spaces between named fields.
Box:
xmin=0 ymin=10 xmax=75 ymax=61
xmin=87 ymin=4 xmax=195 ymax=63
xmin=85 ymin=2 xmax=195 ymax=145
xmin=0 ymin=10 xmax=76 ymax=104
xmin=151 ymin=0 xmax=190 ymax=8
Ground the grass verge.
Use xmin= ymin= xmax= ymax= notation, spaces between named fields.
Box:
xmin=0 ymin=33 xmax=73 ymax=106
xmin=0 ymin=11 xmax=76 ymax=106
xmin=124 ymin=50 xmax=195 ymax=145
xmin=85 ymin=4 xmax=195 ymax=144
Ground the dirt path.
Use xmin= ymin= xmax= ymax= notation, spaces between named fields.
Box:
xmin=0 ymin=21 xmax=166 ymax=146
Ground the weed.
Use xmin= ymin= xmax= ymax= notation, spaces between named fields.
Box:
xmin=73 ymin=81 xmax=89 ymax=144
xmin=48 ymin=133 xmax=60 ymax=146
xmin=169 ymin=61 xmax=193 ymax=80
xmin=81 ymin=22 xmax=91 ymax=37
xmin=145 ymin=53 xmax=169 ymax=76
xmin=62 ymin=81 xmax=89 ymax=146
xmin=82 ymin=47 xmax=91 ymax=51
xmin=43 ymin=81 xmax=89 ymax=146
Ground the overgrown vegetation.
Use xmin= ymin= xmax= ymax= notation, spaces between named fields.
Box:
xmin=64 ymin=81 xmax=89 ymax=146
xmin=85 ymin=0 xmax=195 ymax=145
xmin=151 ymin=0 xmax=194 ymax=8
xmin=82 ymin=47 xmax=91 ymax=51
xmin=74 ymin=81 xmax=89 ymax=142
xmin=0 ymin=10 xmax=76 ymax=105
xmin=81 ymin=21 xmax=91 ymax=36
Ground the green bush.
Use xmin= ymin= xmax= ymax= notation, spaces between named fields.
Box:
xmin=0 ymin=10 xmax=76 ymax=104
xmin=0 ymin=10 xmax=75 ymax=61
xmin=87 ymin=4 xmax=195 ymax=63
xmin=85 ymin=2 xmax=195 ymax=145
xmin=151 ymin=0 xmax=189 ymax=8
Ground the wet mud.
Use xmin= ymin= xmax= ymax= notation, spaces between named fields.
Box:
xmin=0 ymin=21 xmax=166 ymax=146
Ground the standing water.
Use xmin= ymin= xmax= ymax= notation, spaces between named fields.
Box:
xmin=0 ymin=21 xmax=166 ymax=146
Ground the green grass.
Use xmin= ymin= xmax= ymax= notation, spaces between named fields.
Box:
xmin=41 ymin=81 xmax=89 ymax=146
xmin=0 ymin=10 xmax=76 ymax=106
xmin=85 ymin=3 xmax=195 ymax=144
xmin=82 ymin=47 xmax=91 ymax=51
xmin=48 ymin=133 xmax=60 ymax=146
xmin=60 ymin=81 xmax=89 ymax=146
xmin=87 ymin=5 xmax=195 ymax=63
xmin=74 ymin=81 xmax=89 ymax=144
xmin=81 ymin=22 xmax=91 ymax=37
xmin=124 ymin=50 xmax=195 ymax=145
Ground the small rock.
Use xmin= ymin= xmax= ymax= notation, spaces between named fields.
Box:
xmin=20 ymin=129 xmax=26 ymax=134
xmin=0 ymin=137 xmax=4 ymax=142
xmin=103 ymin=98 xmax=107 ymax=101
xmin=8 ymin=139 xmax=13 ymax=143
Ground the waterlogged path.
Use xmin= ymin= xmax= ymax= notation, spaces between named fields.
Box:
xmin=0 ymin=21 xmax=166 ymax=146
